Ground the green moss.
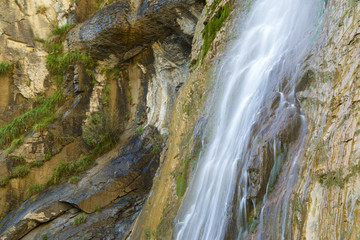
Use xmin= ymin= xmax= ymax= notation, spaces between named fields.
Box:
xmin=0 ymin=178 xmax=10 ymax=188
xmin=315 ymin=161 xmax=360 ymax=188
xmin=135 ymin=126 xmax=145 ymax=136
xmin=0 ymin=90 xmax=65 ymax=148
xmin=0 ymin=62 xmax=11 ymax=76
xmin=202 ymin=3 xmax=230 ymax=60
xmin=27 ymin=183 xmax=44 ymax=195
xmin=11 ymin=165 xmax=31 ymax=178
xmin=176 ymin=154 xmax=191 ymax=197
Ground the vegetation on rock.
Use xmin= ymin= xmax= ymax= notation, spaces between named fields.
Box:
xmin=72 ymin=213 xmax=86 ymax=226
xmin=0 ymin=178 xmax=10 ymax=188
xmin=202 ymin=3 xmax=230 ymax=59
xmin=27 ymin=183 xmax=44 ymax=196
xmin=0 ymin=62 xmax=11 ymax=76
xmin=48 ymin=111 xmax=119 ymax=185
xmin=315 ymin=160 xmax=360 ymax=188
xmin=0 ymin=90 xmax=64 ymax=148
xmin=11 ymin=165 xmax=31 ymax=178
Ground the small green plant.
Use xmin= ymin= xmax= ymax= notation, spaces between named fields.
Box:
xmin=151 ymin=146 xmax=161 ymax=154
xmin=36 ymin=23 xmax=96 ymax=87
xmin=11 ymin=165 xmax=31 ymax=178
xmin=94 ymin=205 xmax=102 ymax=211
xmin=0 ymin=62 xmax=11 ymax=76
xmin=41 ymin=234 xmax=48 ymax=240
xmin=135 ymin=126 xmax=145 ymax=136
xmin=50 ymin=24 xmax=73 ymax=39
xmin=33 ymin=161 xmax=44 ymax=167
xmin=12 ymin=137 xmax=25 ymax=147
xmin=0 ymin=178 xmax=10 ymax=188
xmin=103 ymin=85 xmax=110 ymax=105
xmin=27 ymin=183 xmax=44 ymax=195
xmin=82 ymin=111 xmax=120 ymax=148
xmin=5 ymin=137 xmax=25 ymax=154
xmin=36 ymin=5 xmax=48 ymax=14
xmin=72 ymin=213 xmax=85 ymax=225
xmin=33 ymin=115 xmax=58 ymax=132
xmin=43 ymin=152 xmax=52 ymax=161
xmin=46 ymin=51 xmax=96 ymax=83
xmin=48 ymin=161 xmax=76 ymax=185
xmin=69 ymin=176 xmax=81 ymax=183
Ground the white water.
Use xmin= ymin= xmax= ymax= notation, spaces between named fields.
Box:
xmin=174 ymin=0 xmax=320 ymax=239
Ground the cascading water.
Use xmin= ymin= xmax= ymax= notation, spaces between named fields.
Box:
xmin=174 ymin=0 xmax=322 ymax=239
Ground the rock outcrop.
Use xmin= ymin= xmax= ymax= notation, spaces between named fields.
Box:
xmin=0 ymin=0 xmax=203 ymax=238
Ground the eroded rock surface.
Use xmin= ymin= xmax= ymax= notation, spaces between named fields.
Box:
xmin=0 ymin=126 xmax=162 ymax=240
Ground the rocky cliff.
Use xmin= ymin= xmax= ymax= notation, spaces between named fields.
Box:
xmin=1 ymin=0 xmax=360 ymax=239
xmin=0 ymin=0 xmax=202 ymax=239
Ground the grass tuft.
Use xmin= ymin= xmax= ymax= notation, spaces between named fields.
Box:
xmin=0 ymin=178 xmax=10 ymax=188
xmin=27 ymin=183 xmax=44 ymax=195
xmin=72 ymin=213 xmax=85 ymax=225
xmin=0 ymin=90 xmax=65 ymax=148
xmin=11 ymin=165 xmax=31 ymax=178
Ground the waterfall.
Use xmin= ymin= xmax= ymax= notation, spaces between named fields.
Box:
xmin=174 ymin=0 xmax=322 ymax=239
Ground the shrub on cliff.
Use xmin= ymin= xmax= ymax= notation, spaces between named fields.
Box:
xmin=82 ymin=111 xmax=120 ymax=149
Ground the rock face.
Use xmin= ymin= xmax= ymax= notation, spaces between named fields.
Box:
xmin=0 ymin=126 xmax=162 ymax=240
xmin=4 ymin=0 xmax=360 ymax=239
xmin=126 ymin=0 xmax=360 ymax=239
xmin=0 ymin=0 xmax=203 ymax=238
xmin=292 ymin=1 xmax=360 ymax=239
xmin=67 ymin=0 xmax=202 ymax=61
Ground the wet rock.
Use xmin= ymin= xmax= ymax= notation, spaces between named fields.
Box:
xmin=247 ymin=142 xmax=274 ymax=199
xmin=275 ymin=106 xmax=302 ymax=143
xmin=295 ymin=68 xmax=316 ymax=93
